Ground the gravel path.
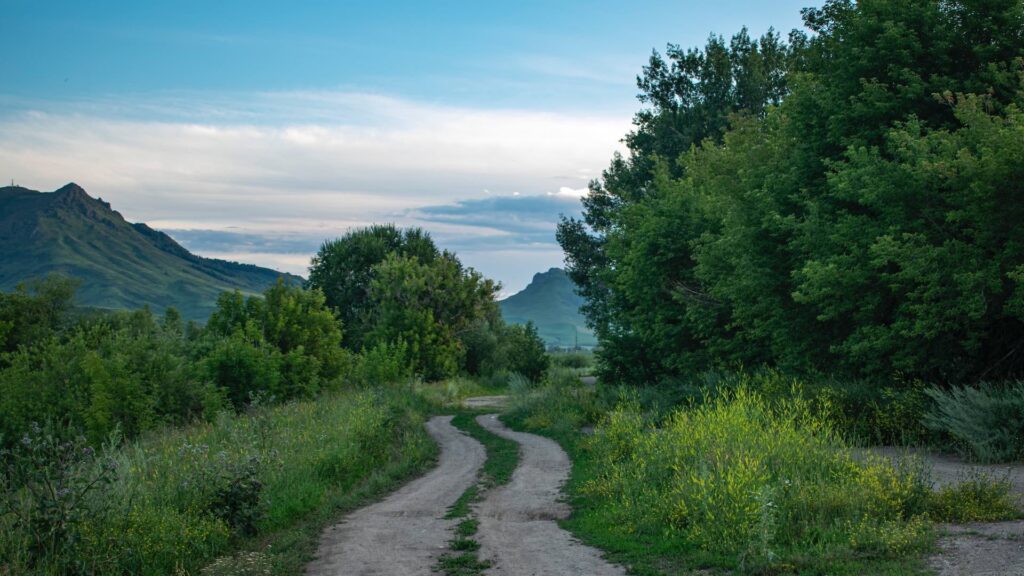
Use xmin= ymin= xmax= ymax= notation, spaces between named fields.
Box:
xmin=305 ymin=416 xmax=485 ymax=576
xmin=473 ymin=413 xmax=625 ymax=576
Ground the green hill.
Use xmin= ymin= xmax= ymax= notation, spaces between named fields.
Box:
xmin=0 ymin=183 xmax=302 ymax=320
xmin=499 ymin=268 xmax=596 ymax=348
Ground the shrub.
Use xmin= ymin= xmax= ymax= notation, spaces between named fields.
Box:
xmin=580 ymin=388 xmax=932 ymax=570
xmin=354 ymin=341 xmax=412 ymax=386
xmin=924 ymin=382 xmax=1024 ymax=462
xmin=927 ymin=471 xmax=1019 ymax=522
xmin=0 ymin=423 xmax=118 ymax=573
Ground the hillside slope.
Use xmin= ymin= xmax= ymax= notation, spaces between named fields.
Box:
xmin=499 ymin=268 xmax=596 ymax=348
xmin=0 ymin=183 xmax=301 ymax=319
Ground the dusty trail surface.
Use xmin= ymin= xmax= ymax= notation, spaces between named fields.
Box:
xmin=306 ymin=416 xmax=485 ymax=576
xmin=473 ymin=414 xmax=625 ymax=576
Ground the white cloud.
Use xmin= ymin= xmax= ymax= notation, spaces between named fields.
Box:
xmin=0 ymin=90 xmax=628 ymax=292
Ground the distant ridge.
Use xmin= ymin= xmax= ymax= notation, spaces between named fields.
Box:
xmin=0 ymin=183 xmax=302 ymax=320
xmin=498 ymin=267 xmax=597 ymax=348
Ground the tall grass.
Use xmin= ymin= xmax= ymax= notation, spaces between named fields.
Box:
xmin=505 ymin=370 xmax=950 ymax=574
xmin=583 ymin=389 xmax=933 ymax=571
xmin=0 ymin=387 xmax=435 ymax=575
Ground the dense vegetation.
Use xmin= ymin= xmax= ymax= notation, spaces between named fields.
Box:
xmin=506 ymin=370 xmax=1018 ymax=575
xmin=560 ymin=0 xmax=1024 ymax=385
xmin=0 ymin=226 xmax=546 ymax=574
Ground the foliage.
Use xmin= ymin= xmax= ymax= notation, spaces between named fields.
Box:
xmin=509 ymin=381 xmax=941 ymax=573
xmin=364 ymin=252 xmax=499 ymax=380
xmin=306 ymin=225 xmax=439 ymax=349
xmin=461 ymin=317 xmax=549 ymax=382
xmin=559 ymin=0 xmax=1024 ymax=385
xmin=924 ymin=382 xmax=1024 ymax=462
xmin=0 ymin=275 xmax=77 ymax=356
xmin=0 ymin=424 xmax=118 ymax=574
xmin=549 ymin=351 xmax=594 ymax=371
xmin=926 ymin=471 xmax=1019 ymax=522
xmin=0 ymin=388 xmax=434 ymax=575
xmin=352 ymin=341 xmax=413 ymax=387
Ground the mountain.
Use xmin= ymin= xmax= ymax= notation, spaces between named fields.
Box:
xmin=0 ymin=183 xmax=302 ymax=320
xmin=499 ymin=268 xmax=597 ymax=348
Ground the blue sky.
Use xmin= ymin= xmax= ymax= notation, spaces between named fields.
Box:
xmin=2 ymin=0 xmax=813 ymax=294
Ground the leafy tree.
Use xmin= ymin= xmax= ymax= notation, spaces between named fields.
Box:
xmin=562 ymin=0 xmax=1024 ymax=384
xmin=206 ymin=281 xmax=348 ymax=390
xmin=364 ymin=252 xmax=499 ymax=380
xmin=306 ymin=225 xmax=439 ymax=349
xmin=501 ymin=322 xmax=550 ymax=382
xmin=0 ymin=275 xmax=77 ymax=356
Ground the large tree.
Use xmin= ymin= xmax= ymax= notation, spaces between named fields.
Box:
xmin=564 ymin=0 xmax=1024 ymax=384
xmin=306 ymin=225 xmax=438 ymax=349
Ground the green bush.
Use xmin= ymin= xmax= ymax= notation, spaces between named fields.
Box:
xmin=927 ymin=471 xmax=1019 ymax=522
xmin=354 ymin=341 xmax=412 ymax=386
xmin=924 ymin=382 xmax=1024 ymax=462
xmin=580 ymin=388 xmax=932 ymax=570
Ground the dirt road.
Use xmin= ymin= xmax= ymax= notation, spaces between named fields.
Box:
xmin=305 ymin=416 xmax=485 ymax=576
xmin=473 ymin=413 xmax=625 ymax=576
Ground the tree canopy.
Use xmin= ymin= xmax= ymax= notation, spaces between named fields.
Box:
xmin=561 ymin=0 xmax=1024 ymax=385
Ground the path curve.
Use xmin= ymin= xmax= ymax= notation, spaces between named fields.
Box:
xmin=306 ymin=415 xmax=486 ymax=576
xmin=473 ymin=414 xmax=625 ymax=576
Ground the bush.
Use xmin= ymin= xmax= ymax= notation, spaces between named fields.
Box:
xmin=0 ymin=423 xmax=119 ymax=574
xmin=926 ymin=471 xmax=1019 ymax=522
xmin=354 ymin=341 xmax=412 ymax=386
xmin=508 ymin=367 xmax=606 ymax=434
xmin=924 ymin=382 xmax=1024 ymax=462
xmin=580 ymin=388 xmax=932 ymax=570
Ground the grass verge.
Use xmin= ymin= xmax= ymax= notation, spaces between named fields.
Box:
xmin=503 ymin=378 xmax=954 ymax=576
xmin=435 ymin=410 xmax=519 ymax=576
xmin=1 ymin=387 xmax=437 ymax=576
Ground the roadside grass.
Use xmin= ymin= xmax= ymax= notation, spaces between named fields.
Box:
xmin=0 ymin=387 xmax=437 ymax=575
xmin=435 ymin=410 xmax=520 ymax=576
xmin=503 ymin=376 xmax=951 ymax=575
xmin=416 ymin=377 xmax=509 ymax=408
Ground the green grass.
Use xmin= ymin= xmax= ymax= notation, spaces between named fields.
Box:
xmin=504 ymin=379 xmax=942 ymax=576
xmin=0 ymin=387 xmax=437 ymax=575
xmin=435 ymin=410 xmax=520 ymax=576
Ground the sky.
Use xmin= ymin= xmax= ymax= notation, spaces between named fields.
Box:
xmin=1 ymin=0 xmax=813 ymax=295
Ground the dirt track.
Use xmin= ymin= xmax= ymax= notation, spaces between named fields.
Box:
xmin=473 ymin=414 xmax=625 ymax=576
xmin=305 ymin=416 xmax=485 ymax=576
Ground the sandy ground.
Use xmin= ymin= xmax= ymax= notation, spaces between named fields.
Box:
xmin=867 ymin=447 xmax=1024 ymax=576
xmin=305 ymin=416 xmax=485 ymax=576
xmin=473 ymin=413 xmax=625 ymax=576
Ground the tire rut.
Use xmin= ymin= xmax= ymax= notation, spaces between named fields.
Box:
xmin=473 ymin=413 xmax=625 ymax=576
xmin=306 ymin=415 xmax=486 ymax=576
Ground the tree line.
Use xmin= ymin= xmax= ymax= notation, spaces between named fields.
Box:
xmin=0 ymin=225 xmax=547 ymax=445
xmin=559 ymin=0 xmax=1024 ymax=386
